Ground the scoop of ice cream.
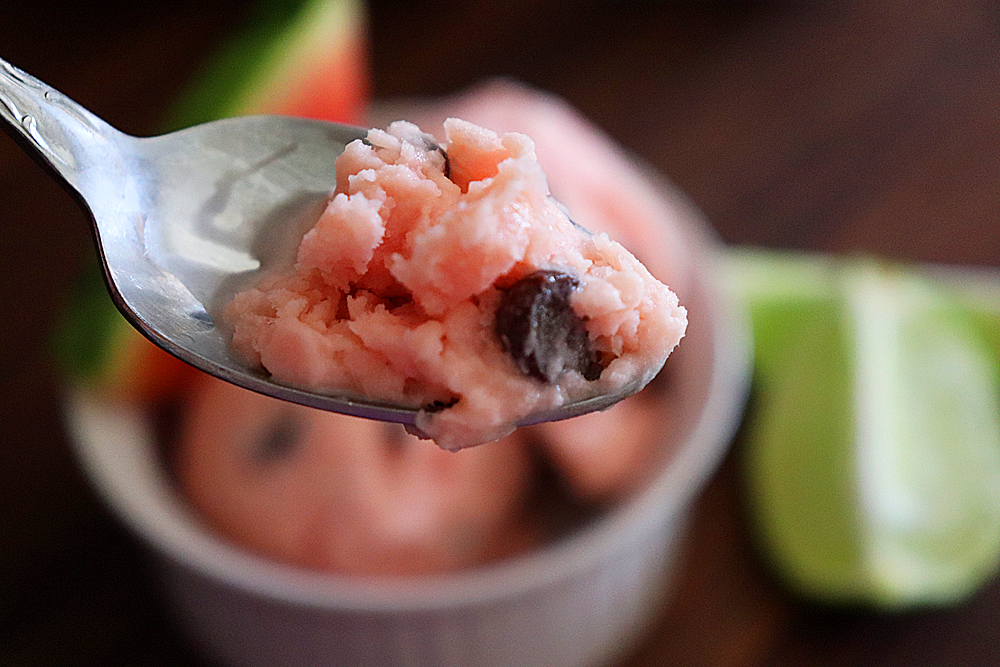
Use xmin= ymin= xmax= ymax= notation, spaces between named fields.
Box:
xmin=179 ymin=85 xmax=697 ymax=575
xmin=177 ymin=375 xmax=539 ymax=575
xmin=376 ymin=82 xmax=699 ymax=499
xmin=224 ymin=116 xmax=687 ymax=450
xmin=372 ymin=79 xmax=696 ymax=298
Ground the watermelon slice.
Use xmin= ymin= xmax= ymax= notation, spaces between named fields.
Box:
xmin=164 ymin=0 xmax=368 ymax=129
xmin=54 ymin=258 xmax=202 ymax=401
xmin=58 ymin=0 xmax=369 ymax=402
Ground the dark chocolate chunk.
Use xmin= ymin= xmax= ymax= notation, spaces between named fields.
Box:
xmin=424 ymin=397 xmax=459 ymax=413
xmin=253 ymin=411 xmax=305 ymax=463
xmin=495 ymin=270 xmax=603 ymax=383
xmin=441 ymin=151 xmax=451 ymax=180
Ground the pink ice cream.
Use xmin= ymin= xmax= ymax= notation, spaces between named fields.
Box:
xmin=179 ymin=84 xmax=697 ymax=575
xmin=178 ymin=375 xmax=539 ymax=575
xmin=224 ymin=116 xmax=687 ymax=450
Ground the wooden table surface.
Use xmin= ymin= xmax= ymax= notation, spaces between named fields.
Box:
xmin=2 ymin=1 xmax=999 ymax=665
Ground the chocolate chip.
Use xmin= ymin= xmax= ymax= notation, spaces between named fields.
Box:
xmin=441 ymin=151 xmax=451 ymax=180
xmin=424 ymin=397 xmax=459 ymax=413
xmin=253 ymin=411 xmax=305 ymax=463
xmin=495 ymin=270 xmax=603 ymax=383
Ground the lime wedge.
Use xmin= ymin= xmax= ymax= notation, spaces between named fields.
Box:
xmin=730 ymin=250 xmax=1000 ymax=608
xmin=931 ymin=264 xmax=1000 ymax=364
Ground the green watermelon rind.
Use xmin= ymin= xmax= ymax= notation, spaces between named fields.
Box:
xmin=163 ymin=0 xmax=324 ymax=131
xmin=56 ymin=0 xmax=348 ymax=384
xmin=52 ymin=257 xmax=132 ymax=385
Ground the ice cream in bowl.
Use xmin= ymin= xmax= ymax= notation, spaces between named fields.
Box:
xmin=62 ymin=76 xmax=750 ymax=667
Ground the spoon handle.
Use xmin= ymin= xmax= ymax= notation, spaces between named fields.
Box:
xmin=0 ymin=56 xmax=121 ymax=195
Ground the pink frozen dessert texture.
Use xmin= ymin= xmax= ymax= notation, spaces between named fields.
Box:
xmin=178 ymin=375 xmax=540 ymax=575
xmin=224 ymin=118 xmax=687 ymax=449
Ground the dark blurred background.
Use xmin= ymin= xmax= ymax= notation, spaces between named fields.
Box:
xmin=2 ymin=1 xmax=999 ymax=665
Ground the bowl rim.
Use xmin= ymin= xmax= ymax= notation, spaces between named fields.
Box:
xmin=64 ymin=186 xmax=752 ymax=614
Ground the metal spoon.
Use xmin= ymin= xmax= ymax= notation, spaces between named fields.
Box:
xmin=0 ymin=56 xmax=638 ymax=429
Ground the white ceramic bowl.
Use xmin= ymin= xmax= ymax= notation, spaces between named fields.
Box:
xmin=65 ymin=166 xmax=750 ymax=667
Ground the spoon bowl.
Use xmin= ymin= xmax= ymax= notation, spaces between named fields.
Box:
xmin=0 ymin=56 xmax=644 ymax=427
